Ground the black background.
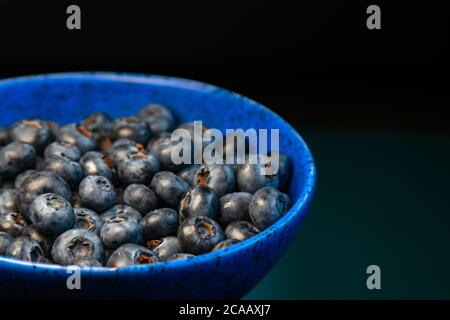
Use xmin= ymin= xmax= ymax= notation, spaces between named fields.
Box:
xmin=0 ymin=0 xmax=448 ymax=130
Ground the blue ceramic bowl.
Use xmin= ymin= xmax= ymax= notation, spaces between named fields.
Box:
xmin=0 ymin=73 xmax=316 ymax=299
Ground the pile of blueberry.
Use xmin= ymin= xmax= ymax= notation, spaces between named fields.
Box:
xmin=0 ymin=104 xmax=291 ymax=268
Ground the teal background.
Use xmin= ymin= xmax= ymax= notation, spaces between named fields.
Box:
xmin=246 ymin=128 xmax=450 ymax=299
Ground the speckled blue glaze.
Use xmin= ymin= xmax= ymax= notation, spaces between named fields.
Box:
xmin=0 ymin=73 xmax=316 ymax=299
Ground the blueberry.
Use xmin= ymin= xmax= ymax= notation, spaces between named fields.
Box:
xmin=138 ymin=104 xmax=176 ymax=135
xmin=0 ymin=231 xmax=13 ymax=255
xmin=72 ymin=257 xmax=103 ymax=267
xmin=0 ymin=188 xmax=20 ymax=214
xmin=78 ymin=175 xmax=116 ymax=212
xmin=51 ymin=228 xmax=105 ymax=266
xmin=74 ymin=208 xmax=104 ymax=235
xmin=212 ymin=239 xmax=240 ymax=251
xmin=44 ymin=141 xmax=81 ymax=161
xmin=57 ymin=124 xmax=97 ymax=154
xmin=80 ymin=112 xmax=112 ymax=135
xmin=29 ymin=193 xmax=75 ymax=235
xmin=111 ymin=116 xmax=152 ymax=145
xmin=165 ymin=253 xmax=195 ymax=261
xmin=106 ymin=243 xmax=160 ymax=268
xmin=117 ymin=150 xmax=160 ymax=186
xmin=146 ymin=236 xmax=182 ymax=261
xmin=224 ymin=220 xmax=259 ymax=241
xmin=100 ymin=204 xmax=142 ymax=223
xmin=9 ymin=119 xmax=52 ymax=152
xmin=0 ymin=212 xmax=27 ymax=237
xmin=179 ymin=185 xmax=218 ymax=222
xmin=269 ymin=152 xmax=291 ymax=188
xmin=194 ymin=164 xmax=236 ymax=197
xmin=150 ymin=171 xmax=189 ymax=208
xmin=5 ymin=236 xmax=45 ymax=262
xmin=140 ymin=208 xmax=179 ymax=240
xmin=148 ymin=134 xmax=185 ymax=172
xmin=249 ymin=187 xmax=291 ymax=230
xmin=237 ymin=156 xmax=280 ymax=193
xmin=123 ymin=184 xmax=158 ymax=214
xmin=18 ymin=171 xmax=72 ymax=218
xmin=42 ymin=156 xmax=84 ymax=187
xmin=109 ymin=139 xmax=144 ymax=165
xmin=0 ymin=141 xmax=36 ymax=178
xmin=13 ymin=169 xmax=36 ymax=189
xmin=177 ymin=216 xmax=224 ymax=255
xmin=0 ymin=127 xmax=10 ymax=146
xmin=217 ymin=192 xmax=252 ymax=226
xmin=177 ymin=164 xmax=200 ymax=186
xmin=45 ymin=120 xmax=60 ymax=141
xmin=21 ymin=225 xmax=55 ymax=257
xmin=100 ymin=215 xmax=143 ymax=249
xmin=79 ymin=151 xmax=116 ymax=183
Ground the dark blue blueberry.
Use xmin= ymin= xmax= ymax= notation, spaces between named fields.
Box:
xmin=80 ymin=112 xmax=112 ymax=135
xmin=109 ymin=139 xmax=142 ymax=165
xmin=179 ymin=185 xmax=218 ymax=222
xmin=111 ymin=116 xmax=152 ymax=145
xmin=9 ymin=119 xmax=52 ymax=152
xmin=117 ymin=150 xmax=160 ymax=186
xmin=18 ymin=171 xmax=72 ymax=218
xmin=42 ymin=156 xmax=84 ymax=187
xmin=29 ymin=193 xmax=75 ymax=235
xmin=21 ymin=225 xmax=55 ymax=257
xmin=140 ymin=208 xmax=179 ymax=241
xmin=224 ymin=220 xmax=259 ymax=241
xmin=13 ymin=169 xmax=36 ymax=189
xmin=74 ymin=208 xmax=104 ymax=235
xmin=0 ymin=231 xmax=13 ymax=255
xmin=177 ymin=216 xmax=224 ymax=255
xmin=0 ymin=188 xmax=20 ymax=215
xmin=0 ymin=212 xmax=27 ymax=237
xmin=249 ymin=187 xmax=291 ymax=230
xmin=45 ymin=120 xmax=60 ymax=141
xmin=72 ymin=257 xmax=103 ymax=267
xmin=150 ymin=171 xmax=189 ymax=208
xmin=57 ymin=124 xmax=97 ymax=154
xmin=44 ymin=141 xmax=81 ymax=161
xmin=165 ymin=253 xmax=195 ymax=261
xmin=79 ymin=151 xmax=116 ymax=183
xmin=5 ymin=236 xmax=45 ymax=262
xmin=269 ymin=151 xmax=291 ymax=188
xmin=194 ymin=164 xmax=236 ymax=197
xmin=177 ymin=164 xmax=200 ymax=186
xmin=0 ymin=127 xmax=10 ymax=146
xmin=237 ymin=156 xmax=280 ymax=193
xmin=78 ymin=175 xmax=116 ymax=212
xmin=123 ymin=184 xmax=158 ymax=215
xmin=100 ymin=204 xmax=142 ymax=223
xmin=106 ymin=243 xmax=160 ymax=268
xmin=147 ymin=236 xmax=182 ymax=261
xmin=100 ymin=215 xmax=143 ymax=249
xmin=148 ymin=134 xmax=185 ymax=172
xmin=0 ymin=141 xmax=36 ymax=178
xmin=212 ymin=239 xmax=240 ymax=251
xmin=217 ymin=192 xmax=252 ymax=226
xmin=51 ymin=228 xmax=105 ymax=266
xmin=138 ymin=104 xmax=176 ymax=135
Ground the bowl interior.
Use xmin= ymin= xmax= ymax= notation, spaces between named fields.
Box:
xmin=0 ymin=72 xmax=315 ymax=270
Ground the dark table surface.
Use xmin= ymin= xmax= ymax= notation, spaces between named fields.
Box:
xmin=246 ymin=127 xmax=450 ymax=299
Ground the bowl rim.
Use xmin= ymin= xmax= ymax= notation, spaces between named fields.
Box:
xmin=0 ymin=72 xmax=316 ymax=273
